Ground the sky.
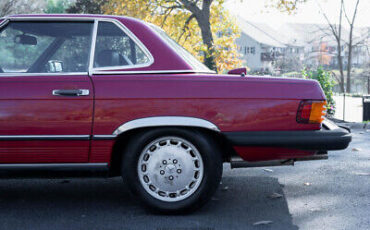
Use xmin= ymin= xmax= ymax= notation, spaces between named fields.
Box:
xmin=225 ymin=0 xmax=370 ymax=28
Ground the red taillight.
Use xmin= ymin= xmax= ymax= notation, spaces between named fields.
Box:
xmin=297 ymin=100 xmax=326 ymax=124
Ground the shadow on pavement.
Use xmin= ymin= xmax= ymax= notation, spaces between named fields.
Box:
xmin=0 ymin=175 xmax=298 ymax=230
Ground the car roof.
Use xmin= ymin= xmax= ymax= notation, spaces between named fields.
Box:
xmin=2 ymin=14 xmax=213 ymax=74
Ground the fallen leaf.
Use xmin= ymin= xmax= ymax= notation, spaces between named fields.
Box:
xmin=269 ymin=192 xmax=283 ymax=199
xmin=222 ymin=186 xmax=229 ymax=191
xmin=304 ymin=182 xmax=311 ymax=186
xmin=352 ymin=148 xmax=361 ymax=152
xmin=263 ymin=168 xmax=273 ymax=172
xmin=253 ymin=220 xmax=273 ymax=226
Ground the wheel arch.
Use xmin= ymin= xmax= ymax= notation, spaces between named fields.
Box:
xmin=108 ymin=116 xmax=235 ymax=176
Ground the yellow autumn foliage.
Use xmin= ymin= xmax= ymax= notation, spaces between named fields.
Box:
xmin=103 ymin=0 xmax=242 ymax=73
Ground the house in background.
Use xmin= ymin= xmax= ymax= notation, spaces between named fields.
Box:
xmin=236 ymin=19 xmax=369 ymax=75
xmin=236 ymin=18 xmax=305 ymax=75
xmin=236 ymin=19 xmax=286 ymax=74
xmin=236 ymin=19 xmax=369 ymax=93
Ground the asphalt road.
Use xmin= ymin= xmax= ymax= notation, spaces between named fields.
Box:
xmin=0 ymin=129 xmax=369 ymax=230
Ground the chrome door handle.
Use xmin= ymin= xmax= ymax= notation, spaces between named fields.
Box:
xmin=52 ymin=89 xmax=89 ymax=96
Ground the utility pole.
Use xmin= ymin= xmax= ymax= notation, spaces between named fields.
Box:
xmin=343 ymin=89 xmax=346 ymax=121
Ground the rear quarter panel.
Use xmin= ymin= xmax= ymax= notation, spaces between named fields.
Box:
xmin=92 ymin=74 xmax=323 ymax=134
xmin=90 ymin=74 xmax=325 ymax=163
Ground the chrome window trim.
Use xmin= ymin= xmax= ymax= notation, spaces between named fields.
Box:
xmin=1 ymin=16 xmax=217 ymax=76
xmin=2 ymin=16 xmax=154 ymax=74
xmin=88 ymin=19 xmax=99 ymax=75
xmin=112 ymin=116 xmax=221 ymax=136
xmin=4 ymin=16 xmax=96 ymax=21
xmin=0 ymin=19 xmax=9 ymax=28
xmin=0 ymin=17 xmax=95 ymax=76
xmin=90 ymin=18 xmax=154 ymax=71
xmin=91 ymin=69 xmax=213 ymax=75
xmin=0 ymin=72 xmax=88 ymax=77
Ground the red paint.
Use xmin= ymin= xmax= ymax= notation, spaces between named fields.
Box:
xmin=90 ymin=140 xmax=115 ymax=163
xmin=228 ymin=67 xmax=247 ymax=75
xmin=233 ymin=146 xmax=315 ymax=162
xmin=0 ymin=75 xmax=93 ymax=162
xmin=91 ymin=74 xmax=324 ymax=135
xmin=0 ymin=141 xmax=89 ymax=163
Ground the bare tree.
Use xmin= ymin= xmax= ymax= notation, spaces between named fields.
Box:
xmin=0 ymin=0 xmax=45 ymax=17
xmin=343 ymin=0 xmax=361 ymax=93
xmin=317 ymin=0 xmax=345 ymax=92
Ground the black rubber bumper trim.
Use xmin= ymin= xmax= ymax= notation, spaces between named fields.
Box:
xmin=223 ymin=127 xmax=352 ymax=151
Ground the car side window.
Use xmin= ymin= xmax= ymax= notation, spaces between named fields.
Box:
xmin=93 ymin=21 xmax=150 ymax=68
xmin=0 ymin=22 xmax=53 ymax=73
xmin=48 ymin=35 xmax=92 ymax=73
xmin=0 ymin=21 xmax=93 ymax=74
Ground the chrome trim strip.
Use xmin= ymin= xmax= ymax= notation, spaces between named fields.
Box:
xmin=0 ymin=19 xmax=9 ymax=29
xmin=91 ymin=69 xmax=212 ymax=75
xmin=5 ymin=16 xmax=95 ymax=21
xmin=90 ymin=18 xmax=154 ymax=71
xmin=0 ymin=72 xmax=88 ymax=77
xmin=0 ymin=135 xmax=90 ymax=141
xmin=0 ymin=163 xmax=108 ymax=170
xmin=113 ymin=116 xmax=220 ymax=136
xmin=88 ymin=19 xmax=99 ymax=76
xmin=92 ymin=135 xmax=116 ymax=140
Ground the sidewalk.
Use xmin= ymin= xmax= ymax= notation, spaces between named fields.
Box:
xmin=333 ymin=95 xmax=363 ymax=123
xmin=330 ymin=117 xmax=369 ymax=130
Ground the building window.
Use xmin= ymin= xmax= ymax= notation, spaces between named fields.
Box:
xmin=251 ymin=47 xmax=255 ymax=54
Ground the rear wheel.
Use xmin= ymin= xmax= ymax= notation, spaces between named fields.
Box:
xmin=121 ymin=128 xmax=222 ymax=213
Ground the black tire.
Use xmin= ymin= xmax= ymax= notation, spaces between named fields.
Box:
xmin=121 ymin=127 xmax=223 ymax=213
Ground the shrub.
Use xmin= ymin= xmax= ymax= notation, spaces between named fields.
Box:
xmin=302 ymin=67 xmax=336 ymax=116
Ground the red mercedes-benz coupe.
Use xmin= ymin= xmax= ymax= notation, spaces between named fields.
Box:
xmin=0 ymin=14 xmax=351 ymax=212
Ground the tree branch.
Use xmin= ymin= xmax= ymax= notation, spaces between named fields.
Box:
xmin=177 ymin=13 xmax=195 ymax=42
xmin=179 ymin=0 xmax=201 ymax=16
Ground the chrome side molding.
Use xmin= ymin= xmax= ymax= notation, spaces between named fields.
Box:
xmin=0 ymin=135 xmax=90 ymax=141
xmin=113 ymin=116 xmax=221 ymax=136
xmin=0 ymin=163 xmax=108 ymax=170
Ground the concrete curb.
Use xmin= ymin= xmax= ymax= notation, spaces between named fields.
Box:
xmin=337 ymin=122 xmax=368 ymax=130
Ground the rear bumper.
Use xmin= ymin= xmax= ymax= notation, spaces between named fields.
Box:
xmin=223 ymin=120 xmax=352 ymax=151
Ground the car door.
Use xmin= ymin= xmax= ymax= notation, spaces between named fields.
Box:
xmin=0 ymin=20 xmax=94 ymax=163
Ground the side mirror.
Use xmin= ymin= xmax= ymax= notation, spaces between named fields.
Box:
xmin=14 ymin=34 xmax=37 ymax=46
xmin=228 ymin=67 xmax=247 ymax=77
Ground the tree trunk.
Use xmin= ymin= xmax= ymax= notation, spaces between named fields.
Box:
xmin=196 ymin=15 xmax=217 ymax=71
xmin=344 ymin=0 xmax=360 ymax=93
xmin=346 ymin=29 xmax=353 ymax=93
xmin=337 ymin=42 xmax=345 ymax=93
xmin=180 ymin=0 xmax=217 ymax=71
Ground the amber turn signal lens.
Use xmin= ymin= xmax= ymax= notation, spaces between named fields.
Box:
xmin=309 ymin=101 xmax=327 ymax=123
xmin=297 ymin=100 xmax=327 ymax=124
